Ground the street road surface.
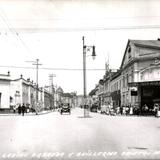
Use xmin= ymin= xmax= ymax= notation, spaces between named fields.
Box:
xmin=0 ymin=108 xmax=160 ymax=160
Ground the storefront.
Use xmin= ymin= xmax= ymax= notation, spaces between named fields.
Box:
xmin=129 ymin=81 xmax=160 ymax=114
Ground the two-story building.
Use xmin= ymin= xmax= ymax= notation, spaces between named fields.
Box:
xmin=121 ymin=39 xmax=160 ymax=113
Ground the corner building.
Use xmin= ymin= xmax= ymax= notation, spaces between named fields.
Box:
xmin=120 ymin=39 xmax=160 ymax=114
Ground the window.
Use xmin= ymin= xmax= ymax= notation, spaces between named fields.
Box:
xmin=126 ymin=74 xmax=129 ymax=85
xmin=128 ymin=46 xmax=132 ymax=59
xmin=123 ymin=76 xmax=125 ymax=87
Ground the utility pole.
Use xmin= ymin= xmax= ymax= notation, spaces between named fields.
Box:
xmin=26 ymin=59 xmax=42 ymax=105
xmin=82 ymin=36 xmax=96 ymax=117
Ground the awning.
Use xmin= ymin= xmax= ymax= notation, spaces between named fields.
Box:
xmin=128 ymin=81 xmax=160 ymax=87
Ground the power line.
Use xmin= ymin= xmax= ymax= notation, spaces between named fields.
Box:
xmin=8 ymin=15 xmax=160 ymax=21
xmin=0 ymin=8 xmax=32 ymax=53
xmin=5 ymin=25 xmax=160 ymax=33
xmin=0 ymin=65 xmax=105 ymax=71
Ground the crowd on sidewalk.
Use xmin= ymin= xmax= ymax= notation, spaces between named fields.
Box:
xmin=12 ymin=103 xmax=36 ymax=116
xmin=0 ymin=103 xmax=54 ymax=116
xmin=89 ymin=102 xmax=160 ymax=117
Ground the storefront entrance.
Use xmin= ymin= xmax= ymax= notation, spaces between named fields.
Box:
xmin=141 ymin=83 xmax=160 ymax=115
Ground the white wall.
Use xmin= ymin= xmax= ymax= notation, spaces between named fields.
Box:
xmin=10 ymin=80 xmax=21 ymax=105
xmin=0 ymin=80 xmax=10 ymax=108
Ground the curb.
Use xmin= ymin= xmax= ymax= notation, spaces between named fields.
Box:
xmin=0 ymin=110 xmax=54 ymax=116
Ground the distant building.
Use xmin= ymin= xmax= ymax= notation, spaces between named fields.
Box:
xmin=110 ymin=70 xmax=121 ymax=109
xmin=56 ymin=87 xmax=63 ymax=106
xmin=61 ymin=93 xmax=73 ymax=105
xmin=76 ymin=95 xmax=84 ymax=108
xmin=89 ymin=85 xmax=99 ymax=105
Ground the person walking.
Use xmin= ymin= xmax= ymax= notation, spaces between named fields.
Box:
xmin=13 ymin=105 xmax=16 ymax=114
xmin=18 ymin=104 xmax=22 ymax=115
xmin=129 ymin=105 xmax=133 ymax=115
xmin=21 ymin=103 xmax=26 ymax=116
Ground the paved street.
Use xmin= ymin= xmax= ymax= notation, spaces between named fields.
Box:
xmin=0 ymin=108 xmax=160 ymax=159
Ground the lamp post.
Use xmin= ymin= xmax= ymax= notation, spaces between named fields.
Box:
xmin=82 ymin=36 xmax=96 ymax=117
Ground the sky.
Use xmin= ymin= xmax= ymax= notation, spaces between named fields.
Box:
xmin=0 ymin=0 xmax=160 ymax=95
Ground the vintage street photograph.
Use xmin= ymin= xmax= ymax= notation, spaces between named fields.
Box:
xmin=0 ymin=0 xmax=160 ymax=159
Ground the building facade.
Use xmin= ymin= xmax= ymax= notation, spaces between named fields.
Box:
xmin=0 ymin=72 xmax=11 ymax=109
xmin=89 ymin=39 xmax=160 ymax=115
xmin=0 ymin=73 xmax=54 ymax=111
xmin=110 ymin=71 xmax=121 ymax=108
xmin=121 ymin=39 xmax=160 ymax=114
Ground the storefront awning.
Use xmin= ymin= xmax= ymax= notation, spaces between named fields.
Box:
xmin=129 ymin=81 xmax=160 ymax=87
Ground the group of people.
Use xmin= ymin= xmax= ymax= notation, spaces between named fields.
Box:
xmin=99 ymin=103 xmax=160 ymax=117
xmin=101 ymin=105 xmax=134 ymax=116
xmin=142 ymin=103 xmax=160 ymax=116
xmin=13 ymin=103 xmax=30 ymax=116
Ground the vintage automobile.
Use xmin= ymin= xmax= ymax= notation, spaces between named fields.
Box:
xmin=60 ymin=103 xmax=71 ymax=115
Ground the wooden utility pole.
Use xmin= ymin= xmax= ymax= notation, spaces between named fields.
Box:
xmin=26 ymin=59 xmax=42 ymax=104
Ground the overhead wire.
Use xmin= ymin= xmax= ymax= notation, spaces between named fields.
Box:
xmin=0 ymin=65 xmax=106 ymax=71
xmin=8 ymin=15 xmax=160 ymax=21
xmin=8 ymin=25 xmax=160 ymax=33
xmin=0 ymin=8 xmax=32 ymax=53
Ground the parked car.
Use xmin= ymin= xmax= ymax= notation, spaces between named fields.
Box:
xmin=60 ymin=103 xmax=71 ymax=115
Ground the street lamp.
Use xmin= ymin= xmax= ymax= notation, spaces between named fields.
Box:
xmin=82 ymin=36 xmax=96 ymax=117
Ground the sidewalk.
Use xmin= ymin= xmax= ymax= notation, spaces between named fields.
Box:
xmin=0 ymin=110 xmax=54 ymax=116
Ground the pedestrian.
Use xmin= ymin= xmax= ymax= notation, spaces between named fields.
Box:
xmin=21 ymin=103 xmax=26 ymax=116
xmin=142 ymin=104 xmax=148 ymax=115
xmin=13 ymin=105 xmax=16 ymax=113
xmin=122 ymin=106 xmax=126 ymax=115
xmin=18 ymin=104 xmax=22 ymax=115
xmin=26 ymin=104 xmax=30 ymax=113
xmin=117 ymin=106 xmax=120 ymax=115
xmin=129 ymin=105 xmax=133 ymax=115
xmin=153 ymin=103 xmax=159 ymax=117
xmin=120 ymin=106 xmax=123 ymax=115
